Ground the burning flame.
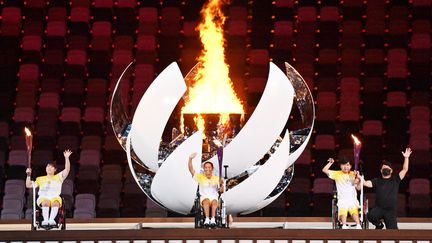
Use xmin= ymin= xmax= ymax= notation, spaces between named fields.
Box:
xmin=181 ymin=0 xmax=244 ymax=133
xmin=24 ymin=127 xmax=33 ymax=154
xmin=351 ymin=134 xmax=361 ymax=145
xmin=24 ymin=127 xmax=32 ymax=137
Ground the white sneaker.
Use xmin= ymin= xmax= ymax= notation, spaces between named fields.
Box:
xmin=48 ymin=219 xmax=57 ymax=226
xmin=341 ymin=224 xmax=349 ymax=229
xmin=41 ymin=220 xmax=49 ymax=226
xmin=204 ymin=218 xmax=210 ymax=226
xmin=210 ymin=217 xmax=216 ymax=225
xmin=355 ymin=224 xmax=362 ymax=229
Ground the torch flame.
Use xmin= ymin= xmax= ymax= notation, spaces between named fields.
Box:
xmin=351 ymin=134 xmax=361 ymax=145
xmin=24 ymin=127 xmax=32 ymax=137
xmin=194 ymin=115 xmax=206 ymax=133
xmin=181 ymin=0 xmax=244 ymax=132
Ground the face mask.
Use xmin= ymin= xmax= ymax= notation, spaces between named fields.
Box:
xmin=382 ymin=168 xmax=391 ymax=176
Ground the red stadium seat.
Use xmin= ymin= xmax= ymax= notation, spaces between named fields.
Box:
xmin=227 ymin=20 xmax=247 ymax=36
xmin=341 ymin=20 xmax=362 ymax=47
xmin=81 ymin=136 xmax=102 ymax=150
xmin=275 ymin=0 xmax=294 ymax=7
xmin=73 ymin=194 xmax=96 ymax=219
xmin=22 ymin=36 xmax=42 ymax=51
xmin=70 ymin=7 xmax=90 ymax=23
xmin=160 ymin=7 xmax=181 ymax=37
xmin=1 ymin=7 xmax=21 ymax=24
xmin=92 ymin=21 xmax=112 ymax=37
xmin=228 ymin=6 xmax=247 ymax=21
xmin=362 ymin=120 xmax=383 ymax=136
xmin=297 ymin=7 xmax=316 ymax=22
xmin=117 ymin=0 xmax=136 ymax=8
xmin=60 ymin=107 xmax=81 ymax=123
xmin=408 ymin=178 xmax=431 ymax=216
xmin=46 ymin=21 xmax=66 ymax=37
xmin=387 ymin=49 xmax=408 ymax=78
xmin=340 ymin=78 xmax=360 ymax=93
xmin=13 ymin=107 xmax=35 ymax=123
xmin=79 ymin=150 xmax=101 ymax=168
xmin=312 ymin=178 xmax=333 ymax=216
xmin=315 ymin=135 xmax=336 ymax=150
xmin=19 ymin=64 xmax=39 ymax=82
xmin=67 ymin=50 xmax=87 ymax=66
xmin=386 ymin=91 xmax=407 ymax=107
xmin=7 ymin=150 xmax=28 ymax=167
xmin=58 ymin=135 xmax=80 ymax=152
xmin=38 ymin=92 xmax=59 ymax=109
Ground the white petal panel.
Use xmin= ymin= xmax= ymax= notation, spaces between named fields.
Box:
xmin=130 ymin=62 xmax=186 ymax=172
xmin=222 ymin=131 xmax=291 ymax=215
xmin=150 ymin=132 xmax=203 ymax=214
xmin=125 ymin=134 xmax=142 ymax=193
xmin=241 ymin=121 xmax=315 ymax=215
xmin=209 ymin=62 xmax=295 ymax=178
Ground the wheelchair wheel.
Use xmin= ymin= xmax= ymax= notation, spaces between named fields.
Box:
xmin=195 ymin=210 xmax=204 ymax=228
xmin=58 ymin=206 xmax=66 ymax=230
xmin=31 ymin=209 xmax=38 ymax=230
xmin=193 ymin=196 xmax=204 ymax=228
xmin=361 ymin=198 xmax=369 ymax=229
xmin=32 ymin=207 xmax=43 ymax=230
xmin=31 ymin=213 xmax=38 ymax=231
xmin=331 ymin=198 xmax=339 ymax=229
xmin=216 ymin=198 xmax=228 ymax=228
xmin=60 ymin=218 xmax=66 ymax=230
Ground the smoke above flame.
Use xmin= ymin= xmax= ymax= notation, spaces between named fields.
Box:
xmin=181 ymin=0 xmax=244 ymax=133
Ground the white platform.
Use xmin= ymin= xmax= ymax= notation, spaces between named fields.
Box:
xmin=1 ymin=219 xmax=432 ymax=231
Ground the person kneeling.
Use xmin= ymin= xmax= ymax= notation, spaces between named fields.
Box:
xmin=26 ymin=149 xmax=72 ymax=226
xmin=361 ymin=148 xmax=412 ymax=229
xmin=188 ymin=152 xmax=224 ymax=227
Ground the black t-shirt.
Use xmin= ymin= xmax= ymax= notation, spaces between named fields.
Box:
xmin=371 ymin=174 xmax=401 ymax=210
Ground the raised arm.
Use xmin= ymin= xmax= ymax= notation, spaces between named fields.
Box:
xmin=322 ymin=158 xmax=334 ymax=176
xmin=399 ymin=147 xmax=412 ymax=180
xmin=25 ymin=168 xmax=33 ymax=188
xmin=60 ymin=149 xmax=72 ymax=179
xmin=188 ymin=152 xmax=197 ymax=177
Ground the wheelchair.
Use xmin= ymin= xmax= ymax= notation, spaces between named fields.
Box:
xmin=31 ymin=186 xmax=66 ymax=230
xmin=193 ymin=191 xmax=229 ymax=229
xmin=331 ymin=192 xmax=369 ymax=229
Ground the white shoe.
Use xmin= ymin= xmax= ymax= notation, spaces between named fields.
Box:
xmin=204 ymin=218 xmax=210 ymax=226
xmin=341 ymin=224 xmax=349 ymax=229
xmin=48 ymin=219 xmax=57 ymax=226
xmin=355 ymin=224 xmax=362 ymax=229
xmin=41 ymin=220 xmax=49 ymax=226
xmin=210 ymin=217 xmax=216 ymax=225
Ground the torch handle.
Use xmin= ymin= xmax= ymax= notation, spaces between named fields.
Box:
xmin=360 ymin=175 xmax=364 ymax=223
xmin=32 ymin=182 xmax=36 ymax=228
xmin=28 ymin=152 xmax=31 ymax=168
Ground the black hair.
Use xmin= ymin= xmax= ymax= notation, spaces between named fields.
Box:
xmin=381 ymin=160 xmax=392 ymax=169
xmin=46 ymin=161 xmax=57 ymax=169
xmin=339 ymin=157 xmax=351 ymax=165
xmin=202 ymin=161 xmax=214 ymax=169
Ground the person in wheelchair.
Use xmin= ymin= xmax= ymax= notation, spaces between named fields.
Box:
xmin=188 ymin=152 xmax=224 ymax=227
xmin=323 ymin=157 xmax=362 ymax=229
xmin=25 ymin=149 xmax=72 ymax=227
